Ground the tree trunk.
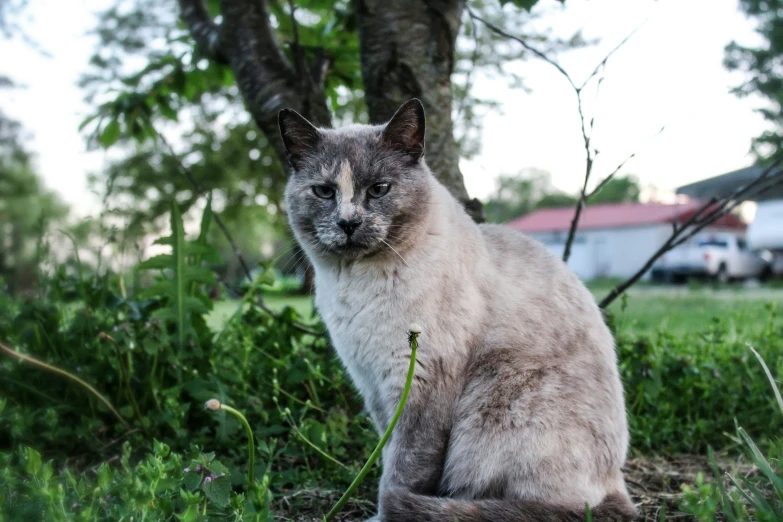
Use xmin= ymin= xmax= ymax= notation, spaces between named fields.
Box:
xmin=355 ymin=0 xmax=484 ymax=221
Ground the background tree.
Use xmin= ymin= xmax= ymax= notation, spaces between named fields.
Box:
xmin=0 ymin=109 xmax=69 ymax=293
xmin=82 ymin=0 xmax=578 ymax=221
xmin=588 ymin=174 xmax=641 ymax=205
xmin=726 ymin=0 xmax=783 ymax=156
xmin=80 ymin=0 xmax=580 ymax=287
xmin=484 ymin=171 xmax=641 ymax=223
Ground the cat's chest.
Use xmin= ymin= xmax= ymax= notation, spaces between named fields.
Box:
xmin=316 ymin=266 xmax=418 ymax=355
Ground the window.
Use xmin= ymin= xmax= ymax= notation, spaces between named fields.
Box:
xmin=698 ymin=239 xmax=729 ymax=248
xmin=737 ymin=238 xmax=748 ymax=251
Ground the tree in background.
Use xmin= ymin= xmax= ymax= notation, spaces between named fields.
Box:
xmin=0 ymin=109 xmax=69 ymax=293
xmin=726 ymin=0 xmax=783 ymax=156
xmin=484 ymin=170 xmax=640 ymax=223
xmin=80 ymin=0 xmax=580 ymax=285
xmin=82 ymin=0 xmax=579 ymax=220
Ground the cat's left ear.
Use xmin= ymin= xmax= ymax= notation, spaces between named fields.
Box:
xmin=381 ymin=99 xmax=425 ymax=160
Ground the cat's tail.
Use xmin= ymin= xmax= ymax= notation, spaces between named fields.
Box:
xmin=382 ymin=489 xmax=638 ymax=522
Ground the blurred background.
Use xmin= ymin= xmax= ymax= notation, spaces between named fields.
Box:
xmin=3 ymin=1 xmax=783 ymax=520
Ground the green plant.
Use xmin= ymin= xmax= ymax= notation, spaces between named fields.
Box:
xmin=322 ymin=324 xmax=421 ymax=522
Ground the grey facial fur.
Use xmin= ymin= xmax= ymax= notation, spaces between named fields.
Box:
xmin=280 ymin=100 xmax=430 ymax=262
xmin=280 ymin=99 xmax=638 ymax=522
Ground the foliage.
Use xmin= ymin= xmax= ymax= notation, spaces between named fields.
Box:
xmin=678 ymin=348 xmax=783 ymax=521
xmin=77 ymin=0 xmax=587 ymax=248
xmin=483 ymin=170 xmax=640 ymax=222
xmin=0 ymin=108 xmax=69 ymax=294
xmin=2 ymin=198 xmax=783 ymax=519
xmin=1 ymin=439 xmax=275 ymax=521
xmin=726 ymin=0 xmax=783 ymax=156
xmin=0 ymin=198 xmax=378 ymax=520
xmin=614 ymin=302 xmax=783 ymax=454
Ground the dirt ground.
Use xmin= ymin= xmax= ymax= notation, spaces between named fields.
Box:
xmin=273 ymin=455 xmax=747 ymax=521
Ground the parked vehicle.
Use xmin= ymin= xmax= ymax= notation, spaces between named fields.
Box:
xmin=651 ymin=233 xmax=771 ymax=283
xmin=748 ymin=199 xmax=783 ymax=277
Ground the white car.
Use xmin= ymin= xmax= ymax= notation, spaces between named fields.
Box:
xmin=651 ymin=233 xmax=771 ymax=283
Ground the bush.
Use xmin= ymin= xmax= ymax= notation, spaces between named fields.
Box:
xmin=616 ymin=304 xmax=783 ymax=454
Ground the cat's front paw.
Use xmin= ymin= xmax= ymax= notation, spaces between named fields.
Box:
xmin=363 ymin=516 xmax=381 ymax=522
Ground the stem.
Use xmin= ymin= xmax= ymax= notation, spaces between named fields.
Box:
xmin=322 ymin=329 xmax=420 ymax=522
xmin=206 ymin=400 xmax=256 ymax=485
xmin=0 ymin=340 xmax=129 ymax=428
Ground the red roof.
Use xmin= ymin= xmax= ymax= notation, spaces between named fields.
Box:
xmin=507 ymin=201 xmax=746 ymax=233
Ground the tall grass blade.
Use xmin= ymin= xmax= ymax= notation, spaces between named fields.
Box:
xmin=708 ymin=447 xmax=738 ymax=522
xmin=737 ymin=427 xmax=783 ymax=495
xmin=171 ymin=200 xmax=187 ymax=349
xmin=747 ymin=343 xmax=783 ymax=416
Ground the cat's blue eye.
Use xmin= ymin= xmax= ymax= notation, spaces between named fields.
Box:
xmin=312 ymin=185 xmax=335 ymax=199
xmin=367 ymin=183 xmax=391 ymax=198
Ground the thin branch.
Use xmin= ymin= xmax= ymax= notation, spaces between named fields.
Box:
xmin=586 ymin=126 xmax=666 ymax=200
xmin=470 ymin=6 xmax=644 ymax=263
xmin=455 ymin=12 xmax=483 ymax=123
xmin=177 ymin=0 xmax=225 ymax=62
xmin=599 ymin=157 xmax=783 ymax=309
xmin=152 ymin=127 xmax=324 ymax=337
xmin=577 ymin=22 xmax=645 ymax=91
xmin=466 ymin=7 xmax=577 ymax=91
xmin=0 ymin=340 xmax=129 ymax=428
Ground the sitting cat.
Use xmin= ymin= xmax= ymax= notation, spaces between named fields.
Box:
xmin=278 ymin=99 xmax=637 ymax=522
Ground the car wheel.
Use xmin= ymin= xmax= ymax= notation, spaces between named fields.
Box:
xmin=716 ymin=264 xmax=730 ymax=284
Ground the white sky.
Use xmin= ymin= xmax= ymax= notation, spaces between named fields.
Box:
xmin=0 ymin=0 xmax=770 ymax=217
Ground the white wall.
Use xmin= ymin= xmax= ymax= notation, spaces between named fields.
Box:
xmin=526 ymin=225 xmax=739 ymax=280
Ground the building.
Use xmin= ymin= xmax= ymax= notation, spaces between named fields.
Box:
xmin=676 ymin=164 xmax=783 ymax=274
xmin=507 ymin=201 xmax=745 ymax=281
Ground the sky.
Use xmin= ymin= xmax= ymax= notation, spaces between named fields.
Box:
xmin=0 ymin=0 xmax=770 ymax=217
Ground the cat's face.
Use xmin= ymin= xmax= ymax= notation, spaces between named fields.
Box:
xmin=279 ymin=100 xmax=432 ymax=261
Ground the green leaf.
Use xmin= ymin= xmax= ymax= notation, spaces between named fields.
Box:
xmin=99 ymin=119 xmax=121 ymax=148
xmin=137 ymin=254 xmax=174 ymax=270
xmin=499 ymin=0 xmax=539 ymax=10
xmin=41 ymin=461 xmax=53 ymax=482
xmin=22 ymin=447 xmax=42 ymax=477
xmin=738 ymin=427 xmax=783 ymax=494
xmin=198 ymin=192 xmax=213 ymax=244
xmin=171 ymin=200 xmax=187 ymax=349
xmin=708 ymin=447 xmax=738 ymax=522
xmin=747 ymin=343 xmax=783 ymax=416
xmin=183 ymin=470 xmax=202 ymax=492
xmin=97 ymin=462 xmax=112 ymax=492
xmin=201 ymin=475 xmax=231 ymax=507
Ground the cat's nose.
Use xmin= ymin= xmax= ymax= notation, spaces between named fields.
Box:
xmin=336 ymin=217 xmax=363 ymax=237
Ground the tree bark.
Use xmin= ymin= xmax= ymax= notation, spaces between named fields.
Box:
xmin=355 ymin=0 xmax=484 ymax=221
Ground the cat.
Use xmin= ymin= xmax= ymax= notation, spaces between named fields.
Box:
xmin=278 ymin=99 xmax=637 ymax=522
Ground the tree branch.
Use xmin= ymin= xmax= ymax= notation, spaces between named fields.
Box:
xmin=469 ymin=7 xmax=645 ymax=263
xmin=586 ymin=126 xmax=665 ymax=200
xmin=177 ymin=0 xmax=226 ymax=62
xmin=598 ymin=157 xmax=783 ymax=309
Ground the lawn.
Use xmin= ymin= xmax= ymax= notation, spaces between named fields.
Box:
xmin=207 ymin=294 xmax=315 ymax=331
xmin=6 ymin=275 xmax=783 ymax=521
xmin=209 ymin=285 xmax=783 ymax=338
xmin=604 ymin=286 xmax=782 ymax=337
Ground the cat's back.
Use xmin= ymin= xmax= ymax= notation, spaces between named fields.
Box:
xmin=477 ymin=223 xmax=604 ymax=340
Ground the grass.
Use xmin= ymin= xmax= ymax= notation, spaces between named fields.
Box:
xmin=208 ymin=294 xmax=315 ymax=331
xmin=606 ymin=290 xmax=781 ymax=336
xmin=209 ymin=285 xmax=783 ymax=338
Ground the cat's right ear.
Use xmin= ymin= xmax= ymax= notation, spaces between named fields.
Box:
xmin=278 ymin=109 xmax=321 ymax=170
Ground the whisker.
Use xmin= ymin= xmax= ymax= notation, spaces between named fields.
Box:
xmin=380 ymin=238 xmax=409 ymax=267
